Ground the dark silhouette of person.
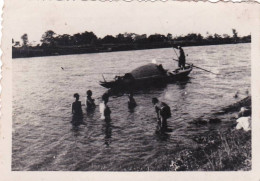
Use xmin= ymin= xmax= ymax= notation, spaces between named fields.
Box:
xmin=71 ymin=93 xmax=84 ymax=130
xmin=99 ymin=93 xmax=112 ymax=145
xmin=178 ymin=46 xmax=186 ymax=69
xmin=72 ymin=93 xmax=83 ymax=116
xmin=152 ymin=98 xmax=171 ymax=131
xmin=100 ymin=93 xmax=111 ymax=121
xmin=128 ymin=92 xmax=137 ymax=109
xmin=86 ymin=90 xmax=96 ymax=111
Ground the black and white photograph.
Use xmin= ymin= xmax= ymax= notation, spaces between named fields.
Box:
xmin=1 ymin=0 xmax=260 ymax=179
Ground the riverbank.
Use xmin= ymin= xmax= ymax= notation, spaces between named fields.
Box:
xmin=127 ymin=96 xmax=251 ymax=171
xmin=169 ymin=128 xmax=251 ymax=171
xmin=165 ymin=96 xmax=251 ymax=171
xmin=12 ymin=41 xmax=250 ymax=59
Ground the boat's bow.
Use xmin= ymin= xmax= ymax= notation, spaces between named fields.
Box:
xmin=99 ymin=81 xmax=117 ymax=89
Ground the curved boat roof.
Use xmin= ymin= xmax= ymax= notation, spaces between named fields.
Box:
xmin=130 ymin=63 xmax=165 ymax=79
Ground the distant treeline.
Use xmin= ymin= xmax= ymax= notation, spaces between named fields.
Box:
xmin=12 ymin=29 xmax=251 ymax=58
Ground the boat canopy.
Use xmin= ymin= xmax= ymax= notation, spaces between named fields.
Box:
xmin=130 ymin=63 xmax=166 ymax=79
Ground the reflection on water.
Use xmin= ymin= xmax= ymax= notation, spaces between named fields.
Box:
xmin=71 ymin=115 xmax=85 ymax=137
xmin=86 ymin=107 xmax=96 ymax=118
xmin=12 ymin=43 xmax=250 ymax=171
xmin=177 ymin=77 xmax=191 ymax=89
xmin=103 ymin=119 xmax=112 ymax=146
xmin=155 ymin=131 xmax=170 ymax=142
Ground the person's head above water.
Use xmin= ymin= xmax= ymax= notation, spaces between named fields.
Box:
xmin=87 ymin=90 xmax=92 ymax=97
xmin=152 ymin=97 xmax=159 ymax=105
xmin=74 ymin=93 xmax=80 ymax=101
xmin=102 ymin=93 xmax=109 ymax=104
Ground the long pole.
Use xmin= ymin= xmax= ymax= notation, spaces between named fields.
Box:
xmin=102 ymin=74 xmax=106 ymax=82
xmin=173 ymin=47 xmax=179 ymax=58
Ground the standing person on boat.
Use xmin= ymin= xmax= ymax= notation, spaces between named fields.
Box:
xmin=152 ymin=98 xmax=171 ymax=131
xmin=178 ymin=46 xmax=186 ymax=69
xmin=86 ymin=90 xmax=96 ymax=110
xmin=72 ymin=93 xmax=83 ymax=116
xmin=100 ymin=93 xmax=111 ymax=120
xmin=128 ymin=92 xmax=137 ymax=109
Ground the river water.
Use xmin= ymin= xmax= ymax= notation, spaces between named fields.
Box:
xmin=12 ymin=43 xmax=250 ymax=171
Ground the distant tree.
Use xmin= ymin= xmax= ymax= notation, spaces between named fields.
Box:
xmin=12 ymin=38 xmax=14 ymax=44
xmin=214 ymin=33 xmax=222 ymax=39
xmin=197 ymin=33 xmax=204 ymax=42
xmin=72 ymin=31 xmax=97 ymax=45
xmin=137 ymin=34 xmax=147 ymax=40
xmin=167 ymin=33 xmax=172 ymax=41
xmin=241 ymin=35 xmax=251 ymax=42
xmin=102 ymin=35 xmax=117 ymax=44
xmin=116 ymin=33 xmax=125 ymax=43
xmin=174 ymin=35 xmax=185 ymax=41
xmin=123 ymin=33 xmax=135 ymax=43
xmin=185 ymin=33 xmax=205 ymax=42
xmin=223 ymin=34 xmax=230 ymax=39
xmin=148 ymin=34 xmax=167 ymax=43
xmin=232 ymin=29 xmax=238 ymax=43
xmin=206 ymin=34 xmax=214 ymax=42
xmin=185 ymin=33 xmax=197 ymax=41
xmin=173 ymin=33 xmax=203 ymax=43
xmin=55 ymin=34 xmax=72 ymax=46
xmin=41 ymin=30 xmax=56 ymax=47
xmin=134 ymin=34 xmax=148 ymax=43
xmin=73 ymin=33 xmax=83 ymax=45
xmin=222 ymin=34 xmax=232 ymax=43
xmin=21 ymin=33 xmax=28 ymax=46
xmin=81 ymin=31 xmax=98 ymax=45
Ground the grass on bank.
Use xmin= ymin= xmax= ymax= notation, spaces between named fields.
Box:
xmin=169 ymin=129 xmax=251 ymax=171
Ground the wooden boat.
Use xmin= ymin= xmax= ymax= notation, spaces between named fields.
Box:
xmin=100 ymin=63 xmax=193 ymax=89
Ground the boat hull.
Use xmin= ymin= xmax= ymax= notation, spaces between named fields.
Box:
xmin=100 ymin=65 xmax=192 ymax=89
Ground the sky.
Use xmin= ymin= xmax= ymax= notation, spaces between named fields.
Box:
xmin=8 ymin=1 xmax=256 ymax=44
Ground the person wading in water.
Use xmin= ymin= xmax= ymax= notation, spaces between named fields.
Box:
xmin=100 ymin=93 xmax=111 ymax=121
xmin=86 ymin=90 xmax=96 ymax=111
xmin=152 ymin=98 xmax=171 ymax=131
xmin=71 ymin=93 xmax=84 ymax=127
xmin=72 ymin=93 xmax=83 ymax=116
xmin=128 ymin=92 xmax=137 ymax=109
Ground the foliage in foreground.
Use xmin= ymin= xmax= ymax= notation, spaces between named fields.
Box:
xmin=169 ymin=129 xmax=251 ymax=171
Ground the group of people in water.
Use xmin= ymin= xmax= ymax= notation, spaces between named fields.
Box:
xmin=71 ymin=45 xmax=186 ymax=130
xmin=72 ymin=90 xmax=172 ymax=132
xmin=71 ymin=90 xmax=108 ymax=119
xmin=72 ymin=90 xmax=134 ymax=120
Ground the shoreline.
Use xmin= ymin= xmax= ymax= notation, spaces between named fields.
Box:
xmin=12 ymin=42 xmax=250 ymax=59
xmin=165 ymin=96 xmax=252 ymax=171
xmin=90 ymin=96 xmax=251 ymax=171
